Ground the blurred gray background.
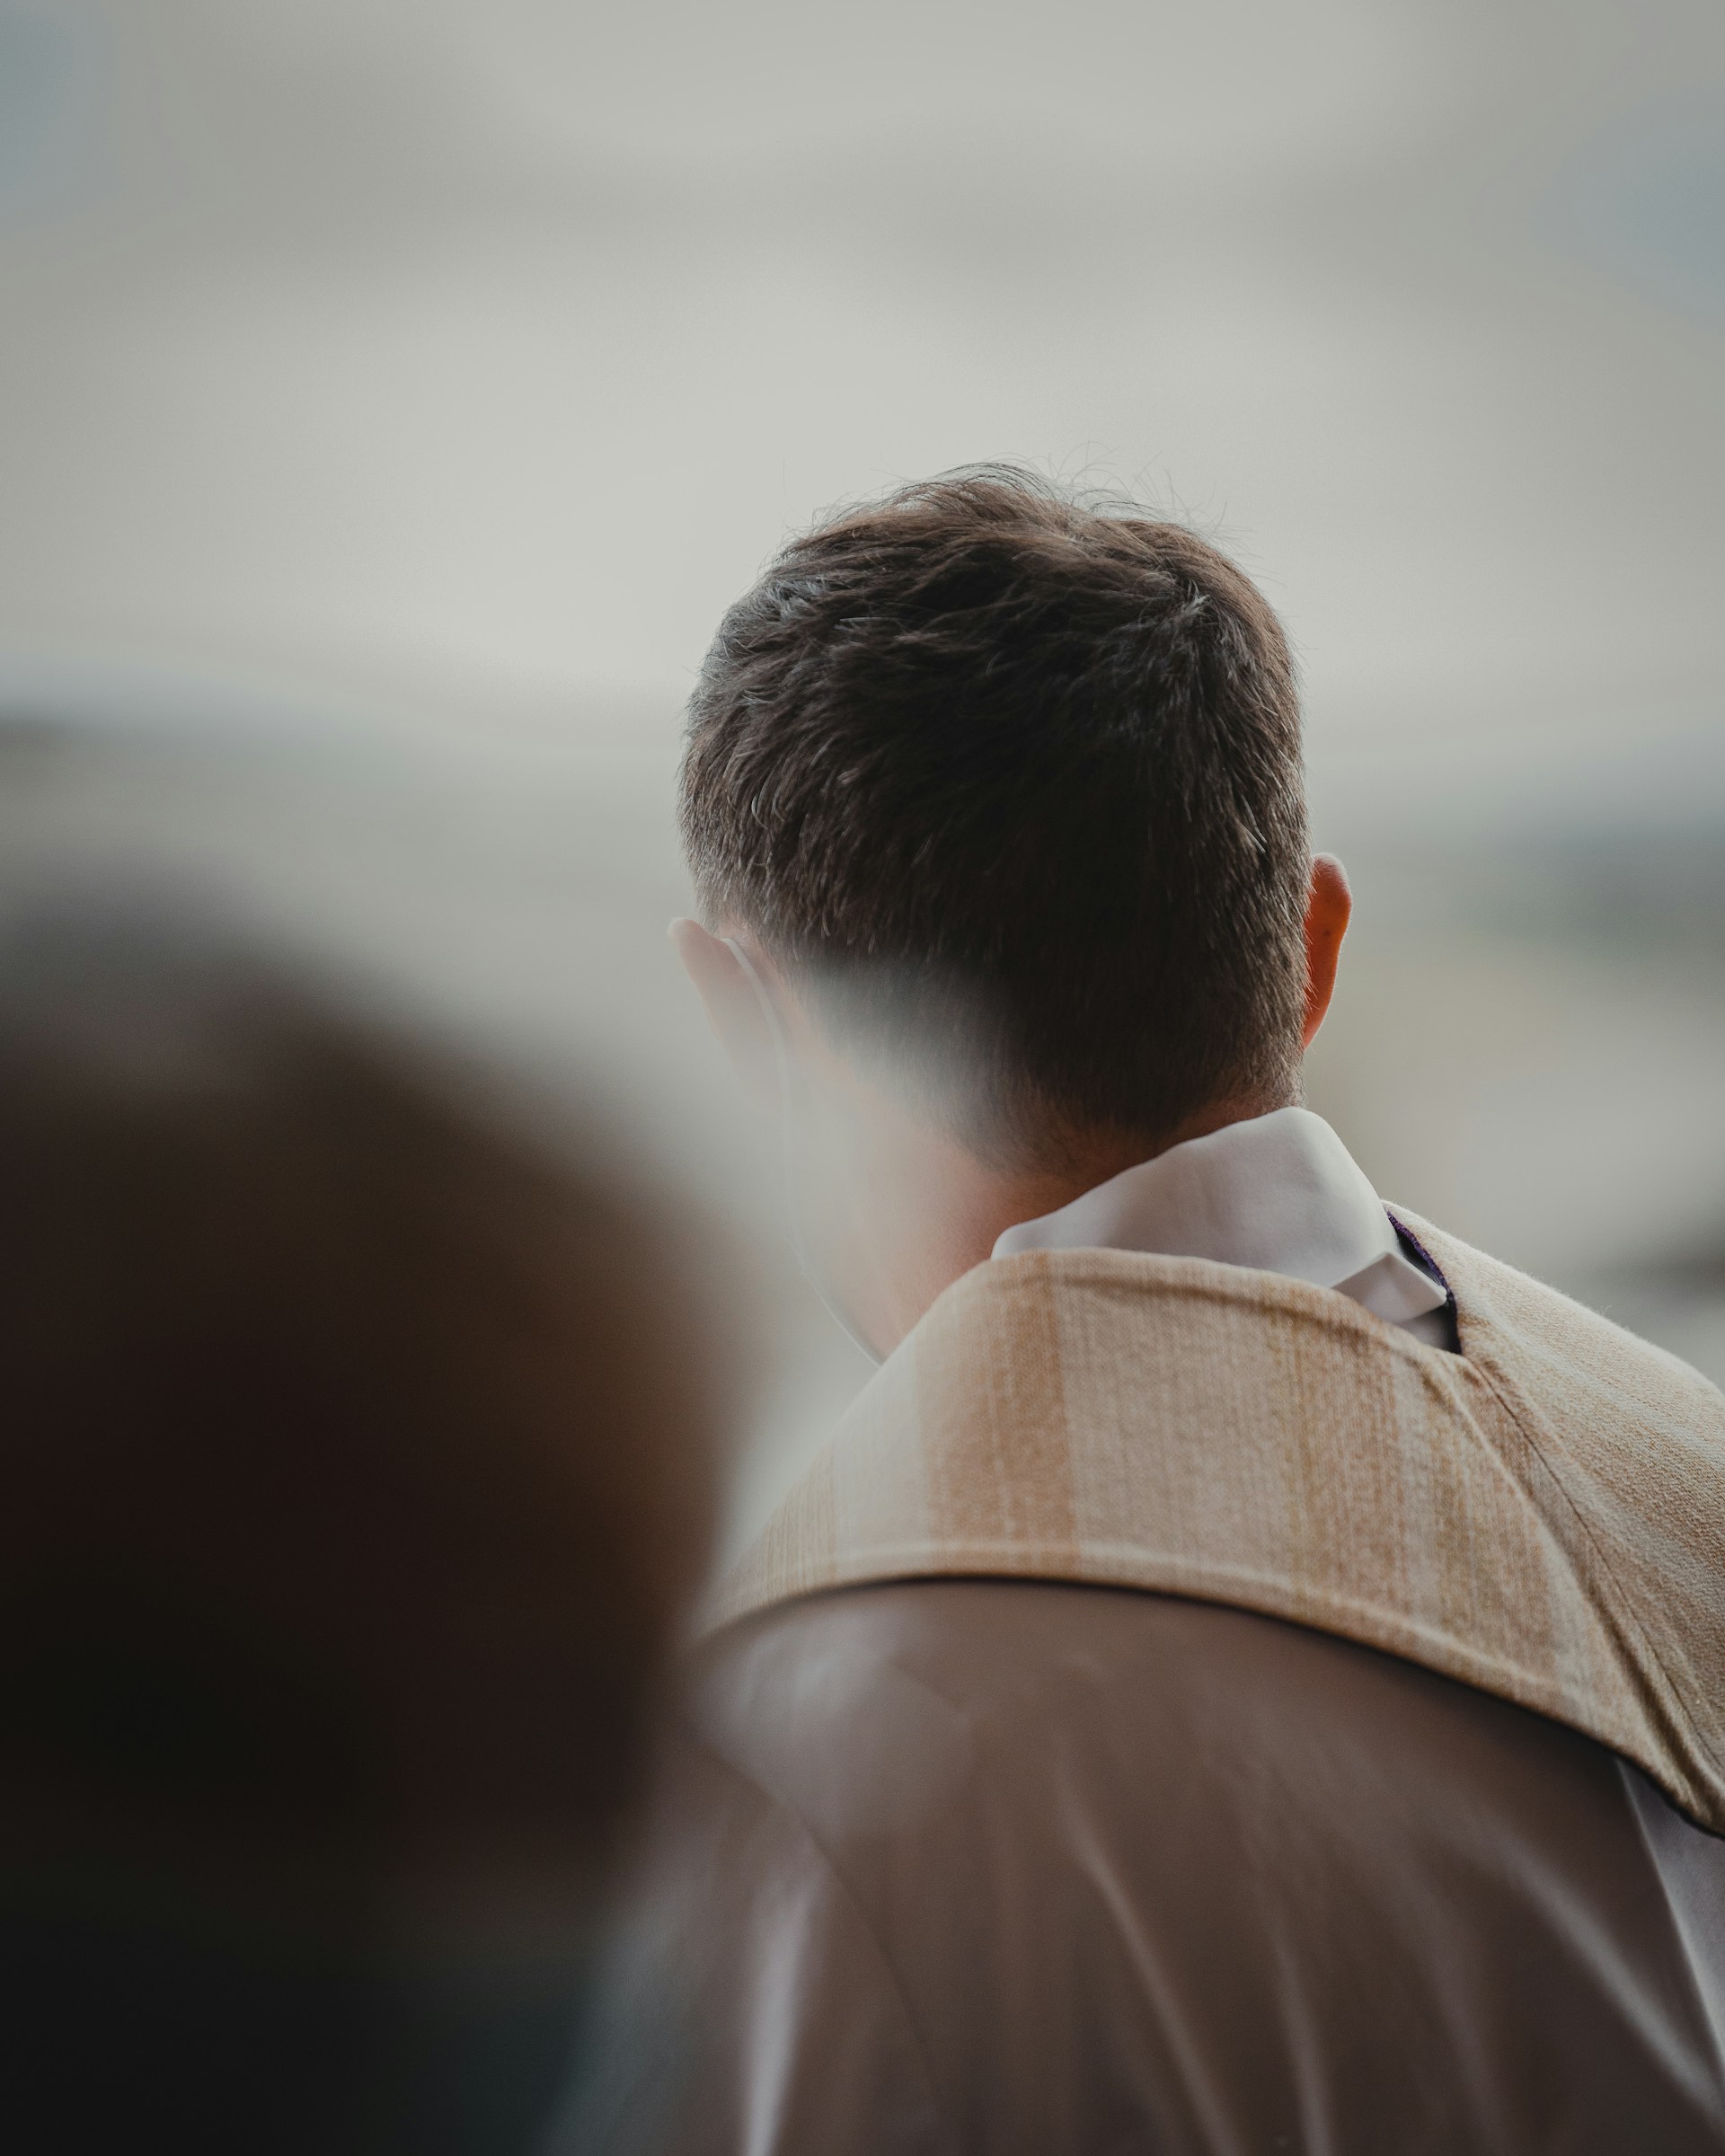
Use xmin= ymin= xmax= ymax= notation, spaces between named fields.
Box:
xmin=2 ymin=0 xmax=1721 ymax=1532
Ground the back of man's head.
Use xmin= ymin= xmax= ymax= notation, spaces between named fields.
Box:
xmin=681 ymin=466 xmax=1310 ymax=1165
xmin=0 ymin=896 xmax=724 ymax=2154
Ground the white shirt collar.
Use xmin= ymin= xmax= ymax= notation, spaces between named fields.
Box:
xmin=992 ymin=1107 xmax=1447 ymax=1332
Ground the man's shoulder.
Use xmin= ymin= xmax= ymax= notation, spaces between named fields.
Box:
xmin=1395 ymin=1206 xmax=1725 ymax=1425
xmin=709 ymin=1216 xmax=1725 ymax=1833
xmin=686 ymin=1577 xmax=1619 ymax=1830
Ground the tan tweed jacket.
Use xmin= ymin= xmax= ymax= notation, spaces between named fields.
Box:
xmin=712 ymin=1210 xmax=1725 ymax=1833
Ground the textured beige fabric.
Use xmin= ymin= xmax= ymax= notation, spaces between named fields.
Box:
xmin=711 ymin=1210 xmax=1725 ymax=1832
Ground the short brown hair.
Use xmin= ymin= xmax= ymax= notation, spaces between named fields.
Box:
xmin=680 ymin=466 xmax=1310 ymax=1162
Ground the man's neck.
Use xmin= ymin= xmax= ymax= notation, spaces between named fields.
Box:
xmin=841 ymin=1086 xmax=1285 ymax=1356
xmin=975 ymin=1092 xmax=1285 ymax=1261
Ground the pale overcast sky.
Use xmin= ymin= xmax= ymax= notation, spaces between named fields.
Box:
xmin=0 ymin=0 xmax=1719 ymax=789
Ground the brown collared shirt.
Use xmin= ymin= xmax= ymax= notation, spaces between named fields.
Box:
xmin=604 ymin=1578 xmax=1725 ymax=2153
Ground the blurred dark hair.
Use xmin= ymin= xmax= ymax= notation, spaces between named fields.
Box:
xmin=680 ymin=465 xmax=1310 ymax=1164
xmin=0 ymin=894 xmax=726 ymax=2151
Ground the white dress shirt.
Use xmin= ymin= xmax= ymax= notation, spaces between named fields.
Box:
xmin=992 ymin=1105 xmax=1454 ymax=1348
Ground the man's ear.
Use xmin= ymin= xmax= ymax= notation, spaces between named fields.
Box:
xmin=1301 ymin=854 xmax=1353 ymax=1049
xmin=668 ymin=919 xmax=784 ymax=1109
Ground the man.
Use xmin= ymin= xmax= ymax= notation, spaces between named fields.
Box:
xmin=653 ymin=468 xmax=1725 ymax=2152
xmin=0 ymin=895 xmax=728 ymax=2154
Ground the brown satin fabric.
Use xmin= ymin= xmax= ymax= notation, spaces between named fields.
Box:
xmin=712 ymin=1224 xmax=1725 ymax=1836
xmin=617 ymin=1580 xmax=1725 ymax=2155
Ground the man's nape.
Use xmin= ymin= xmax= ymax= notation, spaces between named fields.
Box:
xmin=671 ymin=847 xmax=1350 ymax=1357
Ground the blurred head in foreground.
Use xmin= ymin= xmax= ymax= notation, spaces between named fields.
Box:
xmin=674 ymin=465 xmax=1349 ymax=1356
xmin=0 ymin=895 xmax=724 ymax=2154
